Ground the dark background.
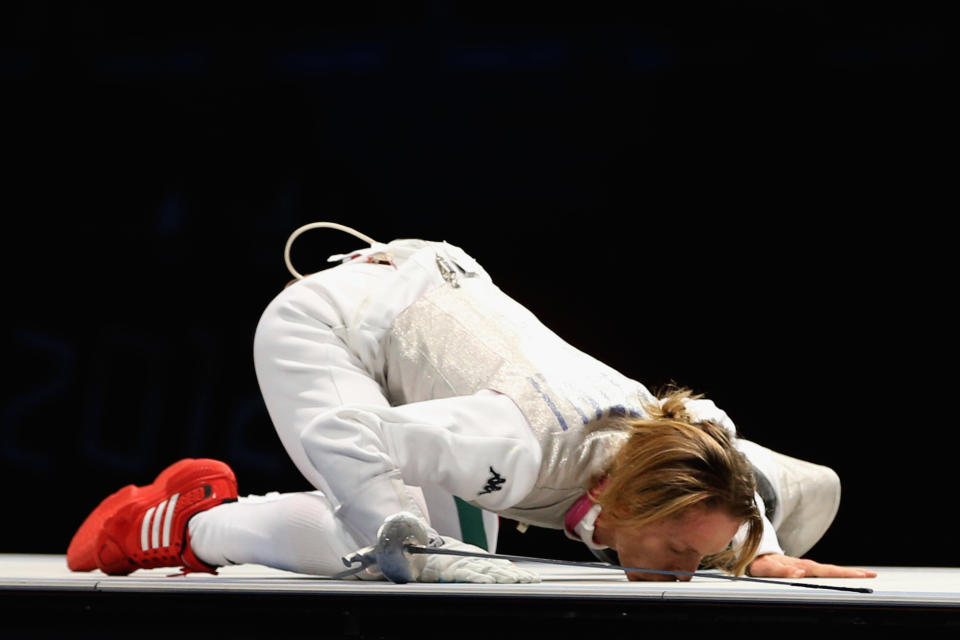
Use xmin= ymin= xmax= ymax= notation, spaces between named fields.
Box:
xmin=1 ymin=2 xmax=951 ymax=568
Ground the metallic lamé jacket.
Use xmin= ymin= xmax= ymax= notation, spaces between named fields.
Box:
xmin=382 ymin=241 xmax=658 ymax=530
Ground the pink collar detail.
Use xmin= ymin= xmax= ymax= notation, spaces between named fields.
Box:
xmin=564 ymin=476 xmax=609 ymax=539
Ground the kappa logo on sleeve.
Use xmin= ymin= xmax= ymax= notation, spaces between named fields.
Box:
xmin=478 ymin=466 xmax=506 ymax=496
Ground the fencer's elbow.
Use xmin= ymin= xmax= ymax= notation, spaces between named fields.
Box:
xmin=472 ymin=445 xmax=542 ymax=511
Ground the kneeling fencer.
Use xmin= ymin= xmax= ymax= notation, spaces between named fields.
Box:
xmin=67 ymin=223 xmax=876 ymax=584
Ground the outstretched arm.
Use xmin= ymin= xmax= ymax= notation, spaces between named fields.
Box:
xmin=680 ymin=398 xmax=873 ymax=578
xmin=748 ymin=553 xmax=877 ymax=578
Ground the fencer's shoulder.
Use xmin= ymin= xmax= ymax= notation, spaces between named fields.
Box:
xmin=436 ymin=240 xmax=489 ymax=277
xmin=676 ymin=397 xmax=739 ymax=437
xmin=386 ymin=238 xmax=493 ymax=282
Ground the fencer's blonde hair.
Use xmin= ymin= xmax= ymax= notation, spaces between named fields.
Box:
xmin=592 ymin=387 xmax=763 ymax=576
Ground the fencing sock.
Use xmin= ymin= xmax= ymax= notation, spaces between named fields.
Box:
xmin=187 ymin=490 xmax=363 ymax=576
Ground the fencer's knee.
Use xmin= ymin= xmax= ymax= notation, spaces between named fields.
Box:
xmin=259 ymin=492 xmax=363 ymax=575
xmin=271 ymin=492 xmax=337 ymax=531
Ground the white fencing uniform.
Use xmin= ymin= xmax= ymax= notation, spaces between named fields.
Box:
xmin=188 ymin=236 xmax=838 ymax=576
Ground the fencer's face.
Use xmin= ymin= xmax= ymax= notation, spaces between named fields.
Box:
xmin=608 ymin=505 xmax=742 ymax=582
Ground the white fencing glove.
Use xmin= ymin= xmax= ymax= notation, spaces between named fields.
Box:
xmin=418 ymin=536 xmax=540 ymax=584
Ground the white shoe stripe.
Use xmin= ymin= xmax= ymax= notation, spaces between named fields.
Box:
xmin=161 ymin=493 xmax=179 ymax=548
xmin=141 ymin=506 xmax=156 ymax=552
xmin=152 ymin=499 xmax=167 ymax=549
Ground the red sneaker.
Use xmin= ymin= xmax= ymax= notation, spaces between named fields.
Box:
xmin=67 ymin=458 xmax=238 ymax=576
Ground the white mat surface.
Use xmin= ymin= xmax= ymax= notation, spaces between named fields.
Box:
xmin=2 ymin=554 xmax=957 ymax=607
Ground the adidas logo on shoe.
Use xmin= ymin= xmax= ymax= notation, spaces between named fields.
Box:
xmin=67 ymin=459 xmax=238 ymax=576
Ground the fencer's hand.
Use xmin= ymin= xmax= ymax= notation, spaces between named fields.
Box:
xmin=748 ymin=553 xmax=877 ymax=578
xmin=418 ymin=537 xmax=540 ymax=584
